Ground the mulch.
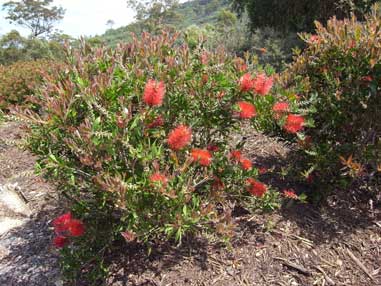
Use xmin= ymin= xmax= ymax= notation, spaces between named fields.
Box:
xmin=0 ymin=121 xmax=64 ymax=286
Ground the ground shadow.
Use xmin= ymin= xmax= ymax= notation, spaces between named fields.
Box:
xmin=245 ymin=131 xmax=381 ymax=245
xmin=0 ymin=208 xmax=61 ymax=286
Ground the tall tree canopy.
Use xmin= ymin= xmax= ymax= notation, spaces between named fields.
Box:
xmin=2 ymin=0 xmax=65 ymax=37
xmin=232 ymin=0 xmax=379 ymax=32
xmin=126 ymin=0 xmax=180 ymax=32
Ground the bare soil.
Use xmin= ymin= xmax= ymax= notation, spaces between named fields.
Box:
xmin=0 ymin=121 xmax=380 ymax=286
xmin=0 ymin=121 xmax=63 ymax=286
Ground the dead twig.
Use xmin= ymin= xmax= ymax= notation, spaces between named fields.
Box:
xmin=346 ymin=248 xmax=374 ymax=281
xmin=274 ymin=257 xmax=312 ymax=276
xmin=314 ymin=265 xmax=335 ymax=285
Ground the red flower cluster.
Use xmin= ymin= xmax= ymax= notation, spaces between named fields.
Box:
xmin=283 ymin=189 xmax=298 ymax=200
xmin=284 ymin=114 xmax=305 ymax=134
xmin=272 ymin=101 xmax=289 ymax=119
xmin=239 ymin=73 xmax=254 ymax=92
xmin=143 ymin=79 xmax=166 ymax=106
xmin=150 ymin=172 xmax=168 ymax=188
xmin=246 ymin=179 xmax=267 ymax=197
xmin=230 ymin=150 xmax=242 ymax=161
xmin=230 ymin=150 xmax=252 ymax=171
xmin=52 ymin=212 xmax=85 ymax=248
xmin=167 ymin=125 xmax=192 ymax=150
xmin=239 ymin=73 xmax=273 ymax=96
xmin=191 ymin=149 xmax=212 ymax=166
xmin=237 ymin=101 xmax=256 ymax=119
xmin=272 ymin=102 xmax=289 ymax=113
xmin=253 ymin=73 xmax=273 ymax=96
xmin=240 ymin=158 xmax=253 ymax=171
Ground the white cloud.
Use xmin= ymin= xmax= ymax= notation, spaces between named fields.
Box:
xmin=0 ymin=0 xmax=136 ymax=37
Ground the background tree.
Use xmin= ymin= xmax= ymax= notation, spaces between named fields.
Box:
xmin=126 ymin=0 xmax=180 ymax=32
xmin=232 ymin=0 xmax=379 ymax=32
xmin=2 ymin=0 xmax=65 ymax=37
xmin=106 ymin=19 xmax=115 ymax=30
xmin=0 ymin=30 xmax=26 ymax=64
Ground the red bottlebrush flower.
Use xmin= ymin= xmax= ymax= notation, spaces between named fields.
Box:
xmin=283 ymin=189 xmax=298 ymax=200
xmin=52 ymin=212 xmax=72 ymax=234
xmin=230 ymin=150 xmax=242 ymax=161
xmin=240 ymin=158 xmax=252 ymax=171
xmin=236 ymin=101 xmax=256 ymax=119
xmin=53 ymin=236 xmax=69 ymax=248
xmin=273 ymin=102 xmax=289 ymax=119
xmin=207 ymin=144 xmax=219 ymax=152
xmin=239 ymin=73 xmax=254 ymax=92
xmin=246 ymin=178 xmax=267 ymax=198
xmin=284 ymin=114 xmax=305 ymax=134
xmin=147 ymin=115 xmax=164 ymax=128
xmin=253 ymin=73 xmax=273 ymax=96
xmin=167 ymin=125 xmax=192 ymax=151
xmin=66 ymin=219 xmax=85 ymax=237
xmin=143 ymin=79 xmax=166 ymax=107
xmin=191 ymin=149 xmax=212 ymax=166
xmin=272 ymin=102 xmax=289 ymax=114
xmin=150 ymin=172 xmax=168 ymax=187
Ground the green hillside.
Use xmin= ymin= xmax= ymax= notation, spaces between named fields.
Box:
xmin=98 ymin=0 xmax=230 ymax=46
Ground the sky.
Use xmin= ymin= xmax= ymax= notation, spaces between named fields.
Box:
xmin=0 ymin=0 xmax=136 ymax=37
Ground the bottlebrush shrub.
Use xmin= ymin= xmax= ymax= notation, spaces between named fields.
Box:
xmin=280 ymin=7 xmax=381 ymax=193
xmin=0 ymin=59 xmax=58 ymax=111
xmin=24 ymin=32 xmax=282 ymax=282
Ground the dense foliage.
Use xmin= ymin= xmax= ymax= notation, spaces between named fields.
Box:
xmin=99 ymin=0 xmax=230 ymax=46
xmin=281 ymin=7 xmax=381 ymax=195
xmin=21 ymin=31 xmax=304 ymax=283
xmin=232 ymin=0 xmax=379 ymax=32
xmin=0 ymin=30 xmax=68 ymax=65
xmin=98 ymin=0 xmax=300 ymax=71
xmin=0 ymin=59 xmax=59 ymax=111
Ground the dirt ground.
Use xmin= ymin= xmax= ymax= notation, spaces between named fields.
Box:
xmin=0 ymin=121 xmax=380 ymax=286
xmin=0 ymin=121 xmax=63 ymax=286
